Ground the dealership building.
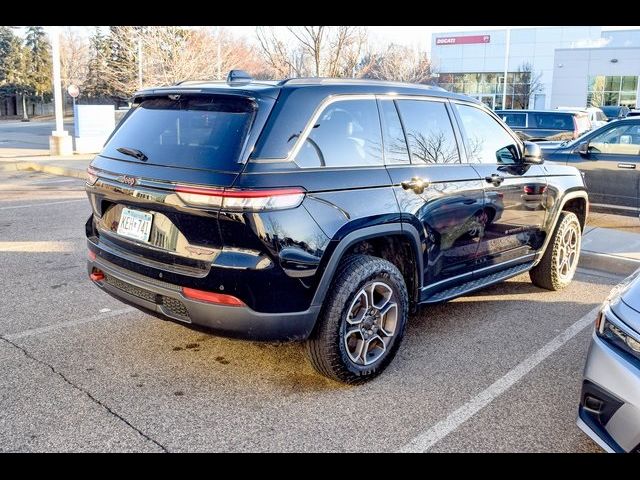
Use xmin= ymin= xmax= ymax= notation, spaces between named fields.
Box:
xmin=431 ymin=27 xmax=640 ymax=111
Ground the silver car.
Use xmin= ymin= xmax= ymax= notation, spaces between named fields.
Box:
xmin=578 ymin=268 xmax=640 ymax=453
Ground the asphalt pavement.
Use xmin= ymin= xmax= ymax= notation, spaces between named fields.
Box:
xmin=0 ymin=120 xmax=74 ymax=157
xmin=0 ymin=169 xmax=623 ymax=452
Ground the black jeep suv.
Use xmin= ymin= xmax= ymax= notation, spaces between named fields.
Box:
xmin=86 ymin=73 xmax=588 ymax=384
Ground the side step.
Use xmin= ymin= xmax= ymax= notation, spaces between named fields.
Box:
xmin=422 ymin=262 xmax=534 ymax=304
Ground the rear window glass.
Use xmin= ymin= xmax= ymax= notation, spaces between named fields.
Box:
xmin=102 ymin=95 xmax=256 ymax=172
xmin=528 ymin=112 xmax=573 ymax=130
xmin=499 ymin=112 xmax=526 ymax=128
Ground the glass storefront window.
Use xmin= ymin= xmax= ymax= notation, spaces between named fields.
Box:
xmin=588 ymin=75 xmax=638 ymax=108
xmin=622 ymin=76 xmax=638 ymax=92
xmin=605 ymin=76 xmax=621 ymax=91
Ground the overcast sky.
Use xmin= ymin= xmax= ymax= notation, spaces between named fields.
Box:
xmin=47 ymin=25 xmax=640 ymax=53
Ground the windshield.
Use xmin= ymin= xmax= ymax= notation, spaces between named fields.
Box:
xmin=102 ymin=95 xmax=257 ymax=172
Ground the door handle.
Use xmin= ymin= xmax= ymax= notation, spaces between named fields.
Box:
xmin=618 ymin=163 xmax=636 ymax=169
xmin=485 ymin=174 xmax=504 ymax=186
xmin=401 ymin=177 xmax=430 ymax=194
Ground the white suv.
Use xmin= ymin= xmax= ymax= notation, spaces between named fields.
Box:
xmin=556 ymin=106 xmax=608 ymax=129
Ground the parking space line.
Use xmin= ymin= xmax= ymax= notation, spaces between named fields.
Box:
xmin=398 ymin=305 xmax=600 ymax=453
xmin=4 ymin=307 xmax=136 ymax=340
xmin=0 ymin=199 xmax=86 ymax=210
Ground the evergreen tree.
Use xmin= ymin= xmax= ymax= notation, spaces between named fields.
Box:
xmin=24 ymin=26 xmax=52 ymax=115
xmin=0 ymin=26 xmax=15 ymax=84
xmin=84 ymin=27 xmax=112 ymax=100
xmin=0 ymin=33 xmax=34 ymax=120
xmin=106 ymin=26 xmax=139 ymax=103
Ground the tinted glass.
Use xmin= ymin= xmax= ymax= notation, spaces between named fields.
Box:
xmin=499 ymin=112 xmax=526 ymax=128
xmin=454 ymin=103 xmax=520 ymax=165
xmin=379 ymin=100 xmax=409 ymax=164
xmin=590 ymin=123 xmax=640 ymax=155
xmin=528 ymin=112 xmax=574 ymax=130
xmin=601 ymin=106 xmax=620 ymax=117
xmin=295 ymin=99 xmax=383 ymax=168
xmin=102 ymin=95 xmax=256 ymax=172
xmin=395 ymin=99 xmax=460 ymax=164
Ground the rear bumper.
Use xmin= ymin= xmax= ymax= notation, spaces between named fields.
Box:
xmin=87 ymin=257 xmax=320 ymax=341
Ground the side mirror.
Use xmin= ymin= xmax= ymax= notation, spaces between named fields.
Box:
xmin=576 ymin=142 xmax=589 ymax=156
xmin=522 ymin=141 xmax=543 ymax=165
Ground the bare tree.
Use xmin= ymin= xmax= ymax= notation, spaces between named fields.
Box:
xmin=363 ymin=44 xmax=434 ymax=84
xmin=60 ymin=27 xmax=90 ymax=89
xmin=256 ymin=26 xmax=368 ymax=78
xmin=512 ymin=61 xmax=544 ymax=109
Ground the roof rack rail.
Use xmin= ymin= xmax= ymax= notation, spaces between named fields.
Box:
xmin=174 ymin=79 xmax=224 ymax=85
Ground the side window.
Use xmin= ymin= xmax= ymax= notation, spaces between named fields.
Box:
xmin=395 ymin=99 xmax=460 ymax=164
xmin=378 ymin=99 xmax=410 ymax=164
xmin=590 ymin=124 xmax=640 ymax=155
xmin=454 ymin=103 xmax=520 ymax=165
xmin=295 ymin=99 xmax=383 ymax=168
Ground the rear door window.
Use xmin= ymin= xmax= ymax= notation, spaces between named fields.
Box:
xmin=395 ymin=99 xmax=460 ymax=164
xmin=294 ymin=99 xmax=383 ymax=168
xmin=378 ymin=99 xmax=410 ymax=165
xmin=102 ymin=95 xmax=256 ymax=172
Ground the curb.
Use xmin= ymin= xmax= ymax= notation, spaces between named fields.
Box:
xmin=579 ymin=250 xmax=640 ymax=277
xmin=0 ymin=161 xmax=87 ymax=180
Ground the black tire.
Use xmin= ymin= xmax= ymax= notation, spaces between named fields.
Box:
xmin=529 ymin=211 xmax=581 ymax=291
xmin=304 ymin=255 xmax=409 ymax=384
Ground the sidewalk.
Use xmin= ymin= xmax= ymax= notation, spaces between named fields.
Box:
xmin=580 ymin=225 xmax=640 ymax=276
xmin=1 ymin=153 xmax=639 ymax=278
xmin=0 ymin=154 xmax=92 ymax=179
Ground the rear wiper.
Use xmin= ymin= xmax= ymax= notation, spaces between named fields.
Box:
xmin=116 ymin=146 xmax=148 ymax=162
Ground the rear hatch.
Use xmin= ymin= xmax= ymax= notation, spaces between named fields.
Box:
xmin=87 ymin=91 xmax=275 ymax=276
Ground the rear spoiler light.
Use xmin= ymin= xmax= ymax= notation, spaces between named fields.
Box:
xmin=175 ymin=185 xmax=306 ymax=212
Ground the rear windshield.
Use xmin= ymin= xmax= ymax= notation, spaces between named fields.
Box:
xmin=528 ymin=112 xmax=574 ymax=130
xmin=102 ymin=95 xmax=256 ymax=172
xmin=499 ymin=112 xmax=526 ymax=128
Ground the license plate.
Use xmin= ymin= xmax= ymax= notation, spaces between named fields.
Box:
xmin=117 ymin=208 xmax=153 ymax=243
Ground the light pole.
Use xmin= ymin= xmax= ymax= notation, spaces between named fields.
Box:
xmin=502 ymin=27 xmax=511 ymax=110
xmin=48 ymin=26 xmax=73 ymax=155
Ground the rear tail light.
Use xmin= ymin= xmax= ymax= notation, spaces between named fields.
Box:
xmin=182 ymin=287 xmax=245 ymax=307
xmin=175 ymin=186 xmax=305 ymax=212
xmin=86 ymin=166 xmax=98 ymax=186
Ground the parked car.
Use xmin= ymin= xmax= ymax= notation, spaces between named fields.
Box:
xmin=577 ymin=268 xmax=640 ymax=453
xmin=496 ymin=109 xmax=592 ymax=142
xmin=85 ymin=72 xmax=588 ymax=383
xmin=541 ymin=118 xmax=640 ymax=217
xmin=627 ymin=110 xmax=640 ymax=118
xmin=601 ymin=105 xmax=630 ymax=121
xmin=556 ymin=106 xmax=608 ymax=129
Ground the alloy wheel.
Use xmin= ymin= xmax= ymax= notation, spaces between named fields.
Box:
xmin=343 ymin=281 xmax=399 ymax=366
